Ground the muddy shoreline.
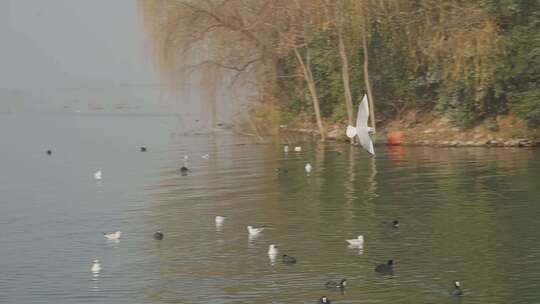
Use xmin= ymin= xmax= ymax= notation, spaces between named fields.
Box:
xmin=282 ymin=126 xmax=540 ymax=148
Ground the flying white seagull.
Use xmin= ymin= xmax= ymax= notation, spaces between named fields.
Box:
xmin=346 ymin=94 xmax=375 ymax=155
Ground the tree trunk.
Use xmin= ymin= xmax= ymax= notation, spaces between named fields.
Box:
xmin=337 ymin=27 xmax=355 ymax=143
xmin=361 ymin=22 xmax=376 ymax=131
xmin=294 ymin=47 xmax=325 ymax=141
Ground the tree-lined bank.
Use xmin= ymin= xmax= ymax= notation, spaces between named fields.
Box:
xmin=139 ymin=0 xmax=539 ymax=143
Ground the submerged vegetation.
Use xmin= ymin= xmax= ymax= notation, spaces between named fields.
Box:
xmin=139 ymin=0 xmax=540 ymax=139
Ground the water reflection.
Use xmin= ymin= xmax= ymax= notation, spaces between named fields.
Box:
xmin=143 ymin=135 xmax=540 ymax=303
xmin=91 ymin=259 xmax=101 ymax=291
xmin=347 ymin=244 xmax=365 ymax=256
xmin=367 ymin=155 xmax=378 ymax=200
xmin=3 ymin=111 xmax=537 ymax=304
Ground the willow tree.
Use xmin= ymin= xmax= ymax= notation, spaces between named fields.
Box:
xmin=140 ymin=0 xmax=505 ymax=134
xmin=139 ymin=0 xmax=281 ymax=126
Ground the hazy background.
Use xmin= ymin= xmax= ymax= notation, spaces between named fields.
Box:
xmin=1 ymin=2 xmax=540 ymax=304
xmin=0 ymin=0 xmax=176 ymax=114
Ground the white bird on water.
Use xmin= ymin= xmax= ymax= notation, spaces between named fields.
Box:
xmin=346 ymin=94 xmax=375 ymax=155
xmin=215 ymin=216 xmax=226 ymax=228
xmin=346 ymin=235 xmax=364 ymax=247
xmin=294 ymin=146 xmax=302 ymax=152
xmin=201 ymin=154 xmax=210 ymax=159
xmin=247 ymin=226 xmax=264 ymax=237
xmin=268 ymin=244 xmax=278 ymax=259
xmin=305 ymin=163 xmax=312 ymax=173
xmin=103 ymin=231 xmax=122 ymax=241
xmin=94 ymin=170 xmax=102 ymax=180
xmin=91 ymin=259 xmax=101 ymax=274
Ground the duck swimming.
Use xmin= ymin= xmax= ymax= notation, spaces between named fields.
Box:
xmin=153 ymin=231 xmax=164 ymax=240
xmin=375 ymin=260 xmax=394 ymax=275
xmin=451 ymin=281 xmax=463 ymax=296
xmin=140 ymin=147 xmax=147 ymax=152
xmin=319 ymin=296 xmax=331 ymax=304
xmin=325 ymin=278 xmax=347 ymax=289
xmin=275 ymin=168 xmax=288 ymax=175
xmin=180 ymin=165 xmax=190 ymax=175
xmin=282 ymin=254 xmax=297 ymax=265
xmin=392 ymin=220 xmax=399 ymax=228
xmin=46 ymin=150 xmax=52 ymax=155
xmin=180 ymin=156 xmax=190 ymax=175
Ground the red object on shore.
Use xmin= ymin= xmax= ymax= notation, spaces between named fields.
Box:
xmin=387 ymin=131 xmax=405 ymax=146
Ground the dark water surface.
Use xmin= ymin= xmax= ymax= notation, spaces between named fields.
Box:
xmin=1 ymin=113 xmax=539 ymax=304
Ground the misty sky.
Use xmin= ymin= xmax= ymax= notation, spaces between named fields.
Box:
xmin=0 ymin=0 xmax=242 ymax=123
xmin=0 ymin=0 xmax=157 ymax=89
xmin=0 ymin=0 xmax=169 ymax=112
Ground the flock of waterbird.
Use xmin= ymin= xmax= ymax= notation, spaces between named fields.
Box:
xmin=47 ymin=143 xmax=463 ymax=303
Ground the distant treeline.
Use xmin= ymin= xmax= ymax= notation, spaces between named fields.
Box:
xmin=140 ymin=0 xmax=539 ymax=139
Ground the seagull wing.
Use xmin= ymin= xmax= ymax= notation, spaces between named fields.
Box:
xmin=346 ymin=94 xmax=369 ymax=138
xmin=356 ymin=95 xmax=375 ymax=155
xmin=358 ymin=130 xmax=375 ymax=155
xmin=356 ymin=95 xmax=370 ymax=129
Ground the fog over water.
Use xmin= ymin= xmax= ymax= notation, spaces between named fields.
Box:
xmin=0 ymin=0 xmax=239 ymax=124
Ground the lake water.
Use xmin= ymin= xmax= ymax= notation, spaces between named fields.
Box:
xmin=1 ymin=113 xmax=539 ymax=304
